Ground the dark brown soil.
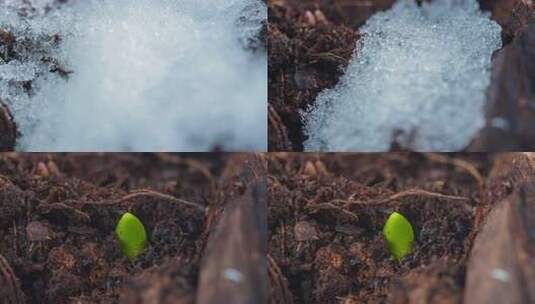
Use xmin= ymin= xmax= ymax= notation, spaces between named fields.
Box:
xmin=2 ymin=153 xmax=532 ymax=303
xmin=268 ymin=0 xmax=535 ymax=151
xmin=267 ymin=153 xmax=519 ymax=303
xmin=268 ymin=0 xmax=371 ymax=151
xmin=0 ymin=153 xmax=260 ymax=303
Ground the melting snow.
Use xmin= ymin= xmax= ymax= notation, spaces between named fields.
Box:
xmin=0 ymin=0 xmax=266 ymax=151
xmin=303 ymin=0 xmax=502 ymax=151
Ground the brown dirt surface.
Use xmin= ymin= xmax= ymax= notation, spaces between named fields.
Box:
xmin=267 ymin=153 xmax=532 ymax=303
xmin=0 ymin=153 xmax=265 ymax=303
xmin=268 ymin=0 xmax=381 ymax=151
xmin=268 ymin=0 xmax=535 ymax=151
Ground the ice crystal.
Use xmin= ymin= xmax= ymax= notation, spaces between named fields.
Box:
xmin=303 ymin=0 xmax=502 ymax=151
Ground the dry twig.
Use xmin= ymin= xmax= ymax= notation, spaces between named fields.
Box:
xmin=37 ymin=201 xmax=91 ymax=222
xmin=323 ymin=189 xmax=473 ymax=213
xmin=90 ymin=189 xmax=205 ymax=211
xmin=425 ymin=153 xmax=484 ymax=187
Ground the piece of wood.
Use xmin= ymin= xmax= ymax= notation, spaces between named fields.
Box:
xmin=0 ymin=254 xmax=25 ymax=304
xmin=197 ymin=156 xmax=268 ymax=304
xmin=389 ymin=259 xmax=463 ymax=304
xmin=0 ymin=101 xmax=16 ymax=151
xmin=464 ymin=180 xmax=535 ymax=304
xmin=469 ymin=19 xmax=535 ymax=151
xmin=268 ymin=254 xmax=293 ymax=304
xmin=120 ymin=260 xmax=195 ymax=304
xmin=485 ymin=153 xmax=535 ymax=208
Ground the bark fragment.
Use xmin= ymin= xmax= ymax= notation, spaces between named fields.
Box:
xmin=0 ymin=254 xmax=25 ymax=304
xmin=464 ymin=156 xmax=535 ymax=304
xmin=0 ymin=101 xmax=16 ymax=151
xmin=470 ymin=24 xmax=535 ymax=151
xmin=197 ymin=156 xmax=268 ymax=304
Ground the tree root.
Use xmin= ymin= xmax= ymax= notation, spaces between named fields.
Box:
xmin=37 ymin=201 xmax=91 ymax=222
xmin=424 ymin=153 xmax=484 ymax=187
xmin=87 ymin=189 xmax=205 ymax=211
xmin=318 ymin=189 xmax=473 ymax=214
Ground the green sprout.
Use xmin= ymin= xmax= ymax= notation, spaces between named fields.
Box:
xmin=115 ymin=212 xmax=147 ymax=261
xmin=383 ymin=211 xmax=414 ymax=261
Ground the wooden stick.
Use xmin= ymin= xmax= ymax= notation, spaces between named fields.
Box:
xmin=464 ymin=156 xmax=535 ymax=304
xmin=197 ymin=156 xmax=268 ymax=304
xmin=0 ymin=254 xmax=25 ymax=303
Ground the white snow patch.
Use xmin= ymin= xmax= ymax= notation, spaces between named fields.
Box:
xmin=303 ymin=0 xmax=502 ymax=151
xmin=222 ymin=268 xmax=244 ymax=283
xmin=490 ymin=268 xmax=511 ymax=283
xmin=0 ymin=0 xmax=266 ymax=151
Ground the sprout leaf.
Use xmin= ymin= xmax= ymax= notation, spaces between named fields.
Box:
xmin=383 ymin=211 xmax=414 ymax=261
xmin=115 ymin=212 xmax=147 ymax=261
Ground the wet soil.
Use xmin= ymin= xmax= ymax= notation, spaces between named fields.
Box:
xmin=0 ymin=153 xmax=259 ymax=303
xmin=268 ymin=0 xmax=535 ymax=151
xmin=267 ymin=153 xmax=521 ymax=303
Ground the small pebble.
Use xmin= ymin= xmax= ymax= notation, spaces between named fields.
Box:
xmin=490 ymin=268 xmax=510 ymax=283
xmin=294 ymin=220 xmax=319 ymax=241
xmin=223 ymin=268 xmax=243 ymax=283
xmin=26 ymin=221 xmax=50 ymax=241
